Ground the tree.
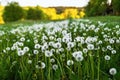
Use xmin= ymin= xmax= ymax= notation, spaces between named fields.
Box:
xmin=2 ymin=2 xmax=24 ymax=22
xmin=112 ymin=0 xmax=120 ymax=15
xmin=26 ymin=6 xmax=47 ymax=20
xmin=85 ymin=0 xmax=107 ymax=16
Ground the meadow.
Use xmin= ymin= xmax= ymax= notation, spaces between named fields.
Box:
xmin=0 ymin=16 xmax=120 ymax=80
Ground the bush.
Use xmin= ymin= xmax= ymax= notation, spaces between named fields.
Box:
xmin=2 ymin=2 xmax=24 ymax=22
xmin=26 ymin=7 xmax=47 ymax=20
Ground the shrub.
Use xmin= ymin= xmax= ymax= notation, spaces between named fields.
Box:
xmin=2 ymin=2 xmax=24 ymax=22
xmin=26 ymin=7 xmax=47 ymax=20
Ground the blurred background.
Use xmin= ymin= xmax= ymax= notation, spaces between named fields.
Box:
xmin=0 ymin=0 xmax=120 ymax=24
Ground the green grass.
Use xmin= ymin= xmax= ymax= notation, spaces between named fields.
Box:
xmin=0 ymin=16 xmax=120 ymax=80
xmin=84 ymin=16 xmax=120 ymax=25
xmin=0 ymin=16 xmax=120 ymax=31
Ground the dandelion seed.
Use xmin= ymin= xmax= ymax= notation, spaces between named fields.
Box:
xmin=33 ymin=50 xmax=39 ymax=54
xmin=18 ymin=50 xmax=25 ymax=56
xmin=111 ymin=50 xmax=116 ymax=54
xmin=23 ymin=47 xmax=29 ymax=52
xmin=83 ymin=48 xmax=88 ymax=53
xmin=109 ymin=68 xmax=117 ymax=75
xmin=67 ymin=60 xmax=74 ymax=66
xmin=52 ymin=64 xmax=58 ymax=70
xmin=50 ymin=58 xmax=55 ymax=63
xmin=6 ymin=47 xmax=10 ymax=51
xmin=28 ymin=60 xmax=32 ymax=64
xmin=20 ymin=37 xmax=25 ymax=42
xmin=45 ymin=50 xmax=53 ymax=57
xmin=87 ymin=44 xmax=94 ymax=50
xmin=34 ymin=44 xmax=41 ymax=49
xmin=104 ymin=55 xmax=110 ymax=60
xmin=76 ymin=55 xmax=84 ymax=62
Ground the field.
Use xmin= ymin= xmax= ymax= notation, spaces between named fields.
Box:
xmin=0 ymin=16 xmax=120 ymax=80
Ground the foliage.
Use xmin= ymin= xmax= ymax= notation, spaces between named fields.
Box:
xmin=2 ymin=2 xmax=24 ymax=22
xmin=112 ymin=0 xmax=120 ymax=15
xmin=26 ymin=7 xmax=48 ymax=20
xmin=85 ymin=0 xmax=107 ymax=16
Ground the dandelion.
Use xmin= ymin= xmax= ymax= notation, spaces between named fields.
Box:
xmin=111 ymin=50 xmax=116 ymax=54
xmin=28 ymin=60 xmax=32 ymax=64
xmin=40 ymin=62 xmax=46 ymax=69
xmin=33 ymin=50 xmax=39 ymax=54
xmin=109 ymin=68 xmax=117 ymax=75
xmin=23 ymin=47 xmax=29 ymax=52
xmin=52 ymin=64 xmax=58 ymax=70
xmin=6 ymin=47 xmax=10 ymax=51
xmin=87 ymin=44 xmax=94 ymax=50
xmin=50 ymin=58 xmax=55 ymax=63
xmin=67 ymin=42 xmax=74 ymax=48
xmin=45 ymin=50 xmax=53 ymax=57
xmin=53 ymin=42 xmax=61 ymax=48
xmin=20 ymin=37 xmax=25 ymax=42
xmin=83 ymin=48 xmax=88 ymax=53
xmin=75 ymin=55 xmax=84 ymax=62
xmin=67 ymin=60 xmax=74 ymax=66
xmin=18 ymin=50 xmax=25 ymax=56
xmin=104 ymin=55 xmax=110 ymax=60
xmin=34 ymin=44 xmax=41 ymax=49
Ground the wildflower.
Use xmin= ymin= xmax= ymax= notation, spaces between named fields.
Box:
xmin=20 ymin=37 xmax=25 ymax=42
xmin=109 ymin=68 xmax=117 ymax=75
xmin=45 ymin=50 xmax=53 ymax=57
xmin=28 ymin=60 xmax=32 ymax=64
xmin=53 ymin=42 xmax=61 ymax=48
xmin=67 ymin=60 xmax=74 ymax=66
xmin=18 ymin=50 xmax=25 ymax=56
xmin=76 ymin=55 xmax=84 ymax=62
xmin=111 ymin=50 xmax=116 ymax=54
xmin=50 ymin=58 xmax=55 ymax=63
xmin=6 ymin=47 xmax=10 ymax=51
xmin=67 ymin=42 xmax=74 ymax=48
xmin=104 ymin=55 xmax=110 ymax=60
xmin=52 ymin=64 xmax=58 ymax=70
xmin=33 ymin=50 xmax=39 ymax=54
xmin=34 ymin=44 xmax=41 ymax=49
xmin=87 ymin=44 xmax=94 ymax=50
xmin=83 ymin=48 xmax=88 ymax=53
xmin=23 ymin=47 xmax=29 ymax=52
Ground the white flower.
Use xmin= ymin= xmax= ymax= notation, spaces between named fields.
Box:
xmin=23 ymin=47 xmax=29 ymax=52
xmin=18 ymin=42 xmax=24 ymax=46
xmin=53 ymin=42 xmax=61 ymax=48
xmin=33 ymin=50 xmax=39 ymax=54
xmin=67 ymin=60 xmax=74 ymax=66
xmin=104 ymin=55 xmax=110 ymax=60
xmin=50 ymin=58 xmax=55 ymax=63
xmin=109 ymin=68 xmax=117 ymax=75
xmin=75 ymin=55 xmax=84 ymax=62
xmin=67 ymin=42 xmax=74 ymax=48
xmin=34 ymin=39 xmax=38 ymax=43
xmin=34 ymin=44 xmax=41 ymax=49
xmin=6 ymin=47 xmax=10 ymax=51
xmin=87 ymin=44 xmax=94 ymax=50
xmin=28 ymin=60 xmax=32 ymax=64
xmin=109 ymin=39 xmax=114 ymax=44
xmin=40 ymin=62 xmax=46 ymax=69
xmin=83 ymin=48 xmax=88 ymax=53
xmin=18 ymin=50 xmax=25 ymax=56
xmin=111 ymin=50 xmax=116 ymax=54
xmin=72 ymin=51 xmax=83 ymax=58
xmin=20 ymin=37 xmax=25 ymax=42
xmin=45 ymin=50 xmax=53 ymax=57
xmin=52 ymin=64 xmax=58 ymax=70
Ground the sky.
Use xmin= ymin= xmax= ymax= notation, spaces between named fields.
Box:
xmin=0 ymin=0 xmax=90 ymax=7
